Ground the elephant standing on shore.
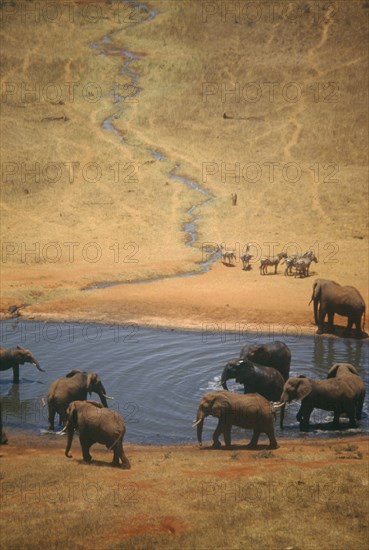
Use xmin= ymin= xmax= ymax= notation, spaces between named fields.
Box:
xmin=47 ymin=370 xmax=112 ymax=430
xmin=309 ymin=279 xmax=366 ymax=338
xmin=240 ymin=341 xmax=291 ymax=381
xmin=220 ymin=358 xmax=285 ymax=427
xmin=194 ymin=391 xmax=278 ymax=449
xmin=63 ymin=400 xmax=130 ymax=468
xmin=280 ymin=370 xmax=366 ymax=431
xmin=0 ymin=346 xmax=44 ymax=383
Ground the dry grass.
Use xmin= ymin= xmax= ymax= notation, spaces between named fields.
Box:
xmin=0 ymin=432 xmax=368 ymax=549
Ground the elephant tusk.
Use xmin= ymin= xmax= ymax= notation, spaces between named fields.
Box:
xmin=192 ymin=419 xmax=202 ymax=427
xmin=41 ymin=397 xmax=47 ymax=407
xmin=102 ymin=394 xmax=114 ymax=400
xmin=56 ymin=426 xmax=68 ymax=435
xmin=272 ymin=402 xmax=285 ymax=410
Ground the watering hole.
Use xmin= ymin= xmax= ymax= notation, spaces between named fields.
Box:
xmin=1 ymin=320 xmax=368 ymax=444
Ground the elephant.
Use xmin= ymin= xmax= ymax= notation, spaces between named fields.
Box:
xmin=309 ymin=279 xmax=366 ymax=338
xmin=194 ymin=390 xmax=278 ymax=449
xmin=0 ymin=346 xmax=44 ymax=383
xmin=327 ymin=363 xmax=365 ymax=419
xmin=63 ymin=400 xmax=130 ymax=468
xmin=220 ymin=358 xmax=285 ymax=427
xmin=280 ymin=374 xmax=365 ymax=431
xmin=239 ymin=341 xmax=291 ymax=381
xmin=47 ymin=370 xmax=112 ymax=431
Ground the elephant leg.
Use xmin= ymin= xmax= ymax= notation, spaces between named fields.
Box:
xmin=13 ymin=365 xmax=20 ymax=384
xmin=246 ymin=429 xmax=260 ymax=449
xmin=279 ymin=404 xmax=285 ymax=429
xmin=344 ymin=318 xmax=353 ymax=337
xmin=212 ymin=420 xmax=223 ymax=448
xmin=47 ymin=407 xmax=55 ymax=431
xmin=119 ymin=443 xmax=131 ymax=469
xmin=357 ymin=394 xmax=365 ymax=420
xmin=317 ymin=308 xmax=325 ymax=334
xmin=347 ymin=408 xmax=358 ymax=429
xmin=299 ymin=406 xmax=312 ymax=431
xmin=296 ymin=405 xmax=303 ymax=422
xmin=354 ymin=318 xmax=364 ymax=338
xmin=333 ymin=411 xmax=340 ymax=428
xmin=327 ymin=311 xmax=335 ymax=333
xmin=79 ymin=435 xmax=92 ymax=463
xmin=223 ymin=424 xmax=232 ymax=449
xmin=267 ymin=428 xmax=278 ymax=449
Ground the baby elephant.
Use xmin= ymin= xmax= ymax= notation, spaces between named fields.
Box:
xmin=63 ymin=400 xmax=130 ymax=469
xmin=281 ymin=368 xmax=365 ymax=431
xmin=194 ymin=390 xmax=278 ymax=449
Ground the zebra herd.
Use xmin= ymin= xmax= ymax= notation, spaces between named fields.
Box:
xmin=221 ymin=246 xmax=318 ymax=278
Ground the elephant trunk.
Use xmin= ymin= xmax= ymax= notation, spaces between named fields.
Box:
xmin=32 ymin=358 xmax=45 ymax=373
xmin=99 ymin=384 xmax=109 ymax=407
xmin=220 ymin=366 xmax=229 ymax=390
xmin=194 ymin=409 xmax=206 ymax=446
xmin=65 ymin=422 xmax=74 ymax=458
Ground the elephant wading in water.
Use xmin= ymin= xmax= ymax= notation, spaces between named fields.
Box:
xmin=47 ymin=370 xmax=112 ymax=430
xmin=310 ymin=279 xmax=366 ymax=338
xmin=62 ymin=400 xmax=130 ymax=469
xmin=0 ymin=346 xmax=44 ymax=383
xmin=193 ymin=391 xmax=279 ymax=449
xmin=280 ymin=370 xmax=366 ymax=431
xmin=240 ymin=341 xmax=291 ymax=381
xmin=327 ymin=363 xmax=365 ymax=419
xmin=220 ymin=358 xmax=285 ymax=428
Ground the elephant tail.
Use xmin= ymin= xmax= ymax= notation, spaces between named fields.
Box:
xmin=107 ymin=429 xmax=124 ymax=451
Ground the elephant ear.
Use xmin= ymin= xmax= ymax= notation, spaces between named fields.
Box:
xmin=327 ymin=364 xmax=340 ymax=378
xmin=344 ymin=364 xmax=359 ymax=376
xmin=66 ymin=369 xmax=82 ymax=378
xmin=296 ymin=379 xmax=312 ymax=400
xmin=66 ymin=401 xmax=77 ymax=427
xmin=86 ymin=400 xmax=104 ymax=408
xmin=87 ymin=372 xmax=98 ymax=390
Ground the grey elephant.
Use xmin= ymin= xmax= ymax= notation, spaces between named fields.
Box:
xmin=0 ymin=346 xmax=44 ymax=383
xmin=63 ymin=400 xmax=130 ymax=468
xmin=240 ymin=341 xmax=291 ymax=381
xmin=309 ymin=279 xmax=366 ymax=338
xmin=220 ymin=358 xmax=285 ymax=427
xmin=327 ymin=363 xmax=365 ymax=419
xmin=47 ymin=370 xmax=112 ymax=430
xmin=280 ymin=372 xmax=365 ymax=431
xmin=194 ymin=390 xmax=278 ymax=449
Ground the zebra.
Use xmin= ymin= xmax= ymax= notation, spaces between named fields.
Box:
xmin=222 ymin=250 xmax=236 ymax=265
xmin=283 ymin=250 xmax=313 ymax=276
xmin=294 ymin=251 xmax=318 ymax=278
xmin=259 ymin=252 xmax=287 ymax=275
xmin=241 ymin=253 xmax=253 ymax=270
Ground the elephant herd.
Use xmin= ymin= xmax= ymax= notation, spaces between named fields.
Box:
xmin=0 ymin=277 xmax=367 ymax=466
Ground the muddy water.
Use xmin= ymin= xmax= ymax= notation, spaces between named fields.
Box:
xmin=1 ymin=321 xmax=367 ymax=444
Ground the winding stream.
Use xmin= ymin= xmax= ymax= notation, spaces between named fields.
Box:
xmin=1 ymin=320 xmax=368 ymax=444
xmin=83 ymin=0 xmax=220 ymax=291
